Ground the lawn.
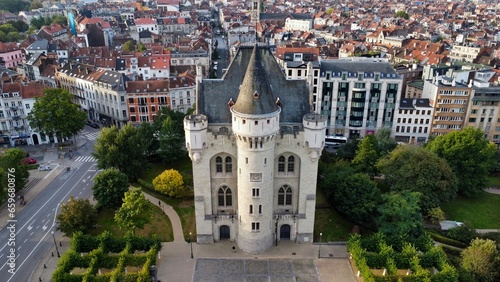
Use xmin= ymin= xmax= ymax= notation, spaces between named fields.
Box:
xmin=138 ymin=156 xmax=195 ymax=240
xmin=487 ymin=175 xmax=500 ymax=187
xmin=314 ymin=188 xmax=355 ymax=242
xmin=441 ymin=191 xmax=500 ymax=228
xmin=91 ymin=203 xmax=174 ymax=241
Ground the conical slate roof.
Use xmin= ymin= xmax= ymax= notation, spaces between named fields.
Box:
xmin=232 ymin=45 xmax=280 ymax=115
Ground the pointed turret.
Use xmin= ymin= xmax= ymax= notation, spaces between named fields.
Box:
xmin=232 ymin=46 xmax=279 ymax=115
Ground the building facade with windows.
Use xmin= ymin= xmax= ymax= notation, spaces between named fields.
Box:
xmin=184 ymin=45 xmax=326 ymax=254
xmin=392 ymin=98 xmax=433 ymax=144
xmin=422 ymin=77 xmax=471 ymax=136
xmin=126 ymin=80 xmax=169 ymax=124
xmin=314 ymin=58 xmax=403 ymax=138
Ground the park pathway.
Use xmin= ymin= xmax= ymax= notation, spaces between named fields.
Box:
xmin=142 ymin=192 xmax=186 ymax=243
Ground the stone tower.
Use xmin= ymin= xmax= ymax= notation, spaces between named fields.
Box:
xmin=250 ymin=0 xmax=260 ymax=27
xmin=185 ymin=45 xmax=326 ymax=254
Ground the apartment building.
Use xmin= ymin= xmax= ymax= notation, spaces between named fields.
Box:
xmin=448 ymin=45 xmax=481 ymax=63
xmin=169 ymin=71 xmax=196 ymax=113
xmin=392 ymin=98 xmax=433 ymax=144
xmin=0 ymin=81 xmax=48 ymax=146
xmin=422 ymin=77 xmax=472 ymax=136
xmin=0 ymin=43 xmax=23 ymax=68
xmin=405 ymin=80 xmax=424 ymax=99
xmin=314 ymin=58 xmax=403 ymax=138
xmin=464 ymin=70 xmax=500 ymax=143
xmin=126 ymin=80 xmax=169 ymax=124
xmin=93 ymin=69 xmax=129 ymax=127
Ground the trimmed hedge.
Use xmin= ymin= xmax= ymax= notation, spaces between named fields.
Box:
xmin=347 ymin=233 xmax=458 ymax=282
xmin=53 ymin=232 xmax=161 ymax=282
xmin=426 ymin=231 xmax=467 ymax=248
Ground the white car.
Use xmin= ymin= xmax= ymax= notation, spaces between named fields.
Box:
xmin=38 ymin=165 xmax=51 ymax=171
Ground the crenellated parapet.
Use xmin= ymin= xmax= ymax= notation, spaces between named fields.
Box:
xmin=302 ymin=113 xmax=327 ymax=161
xmin=184 ymin=114 xmax=208 ymax=163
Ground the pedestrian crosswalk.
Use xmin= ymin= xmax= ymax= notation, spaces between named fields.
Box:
xmin=84 ymin=131 xmax=101 ymax=141
xmin=74 ymin=156 xmax=97 ymax=163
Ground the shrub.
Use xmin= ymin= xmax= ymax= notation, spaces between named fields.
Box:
xmin=426 ymin=231 xmax=467 ymax=248
xmin=446 ymin=225 xmax=477 ymax=244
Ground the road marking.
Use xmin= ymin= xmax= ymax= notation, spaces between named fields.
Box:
xmin=43 ymin=164 xmax=61 ymax=180
xmin=0 ymin=167 xmax=100 ymax=276
xmin=79 ymin=191 xmax=82 ymax=195
xmin=75 ymin=196 xmax=79 ymax=200
xmin=30 ymin=232 xmax=34 ymax=236
xmin=42 ymin=225 xmax=48 ymax=231
xmin=17 ymin=246 xmax=21 ymax=251
xmin=23 ymin=239 xmax=27 ymax=243
xmin=0 ymin=254 xmax=3 ymax=258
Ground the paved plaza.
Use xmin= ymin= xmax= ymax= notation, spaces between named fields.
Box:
xmin=193 ymin=258 xmax=320 ymax=282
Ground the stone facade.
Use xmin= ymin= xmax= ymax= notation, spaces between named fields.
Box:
xmin=184 ymin=45 xmax=326 ymax=254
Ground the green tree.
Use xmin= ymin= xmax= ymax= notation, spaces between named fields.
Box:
xmin=30 ymin=0 xmax=43 ymax=10
xmin=375 ymin=127 xmax=398 ymax=156
xmin=7 ymin=20 xmax=29 ymax=32
xmin=138 ymin=122 xmax=158 ymax=157
xmin=92 ymin=168 xmax=129 ymax=209
xmin=319 ymin=159 xmax=356 ymax=201
xmin=0 ymin=148 xmax=29 ymax=200
xmin=154 ymin=107 xmax=186 ymax=163
xmin=56 ymin=196 xmax=97 ymax=236
xmin=332 ymin=173 xmax=381 ymax=225
xmin=461 ymin=238 xmax=500 ymax=282
xmin=114 ymin=188 xmax=151 ymax=234
xmin=30 ymin=16 xmax=45 ymax=29
xmin=426 ymin=207 xmax=445 ymax=224
xmin=92 ymin=124 xmax=148 ymax=180
xmin=376 ymin=146 xmax=457 ymax=212
xmin=395 ymin=11 xmax=409 ymax=20
xmin=427 ymin=127 xmax=497 ymax=197
xmin=325 ymin=7 xmax=334 ymax=14
xmin=376 ymin=191 xmax=424 ymax=242
xmin=352 ymin=134 xmax=379 ymax=177
xmin=51 ymin=15 xmax=67 ymax=26
xmin=335 ymin=139 xmax=359 ymax=160
xmin=153 ymin=169 xmax=185 ymax=198
xmin=27 ymin=88 xmax=86 ymax=143
xmin=137 ymin=42 xmax=146 ymax=52
xmin=122 ymin=40 xmax=135 ymax=51
xmin=0 ymin=24 xmax=17 ymax=34
xmin=0 ymin=0 xmax=29 ymax=13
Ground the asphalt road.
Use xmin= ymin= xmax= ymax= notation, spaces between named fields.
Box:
xmin=213 ymin=35 xmax=229 ymax=78
xmin=0 ymin=128 xmax=100 ymax=281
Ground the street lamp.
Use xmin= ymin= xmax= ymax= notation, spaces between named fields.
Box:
xmin=318 ymin=232 xmax=322 ymax=259
xmin=189 ymin=232 xmax=193 ymax=259
xmin=51 ymin=231 xmax=60 ymax=258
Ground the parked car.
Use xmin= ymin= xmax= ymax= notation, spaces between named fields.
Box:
xmin=38 ymin=165 xmax=51 ymax=171
xmin=21 ymin=157 xmax=37 ymax=165
xmin=89 ymin=123 xmax=99 ymax=129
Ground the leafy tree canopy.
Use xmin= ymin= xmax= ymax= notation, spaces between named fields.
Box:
xmin=375 ymin=127 xmax=398 ymax=157
xmin=395 ymin=10 xmax=409 ymax=20
xmin=154 ymin=107 xmax=188 ymax=163
xmin=427 ymin=127 xmax=497 ymax=197
xmin=352 ymin=134 xmax=379 ymax=177
xmin=27 ymin=88 xmax=86 ymax=141
xmin=92 ymin=168 xmax=129 ymax=209
xmin=92 ymin=124 xmax=148 ymax=180
xmin=0 ymin=148 xmax=29 ymax=200
xmin=56 ymin=196 xmax=97 ymax=236
xmin=0 ymin=0 xmax=29 ymax=13
xmin=332 ymin=173 xmax=381 ymax=225
xmin=461 ymin=238 xmax=500 ymax=282
xmin=114 ymin=188 xmax=152 ymax=234
xmin=376 ymin=146 xmax=457 ymax=212
xmin=376 ymin=191 xmax=424 ymax=242
xmin=121 ymin=40 xmax=136 ymax=51
xmin=153 ymin=169 xmax=185 ymax=198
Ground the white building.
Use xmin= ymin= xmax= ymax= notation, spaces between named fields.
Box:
xmin=314 ymin=58 xmax=403 ymax=138
xmin=184 ymin=45 xmax=326 ymax=254
xmin=392 ymin=98 xmax=433 ymax=144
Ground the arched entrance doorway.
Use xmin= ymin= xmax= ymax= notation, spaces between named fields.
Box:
xmin=280 ymin=224 xmax=291 ymax=240
xmin=32 ymin=134 xmax=39 ymax=145
xmin=219 ymin=225 xmax=230 ymax=240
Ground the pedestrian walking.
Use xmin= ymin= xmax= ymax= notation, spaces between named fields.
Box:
xmin=158 ymin=200 xmax=161 ymax=207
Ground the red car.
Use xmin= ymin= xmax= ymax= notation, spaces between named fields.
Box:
xmin=22 ymin=158 xmax=37 ymax=165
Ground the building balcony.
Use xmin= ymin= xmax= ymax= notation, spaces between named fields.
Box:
xmin=10 ymin=106 xmax=17 ymax=111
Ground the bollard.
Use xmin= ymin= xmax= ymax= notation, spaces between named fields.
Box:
xmin=39 ymin=277 xmax=42 ymax=282
xmin=44 ymin=264 xmax=47 ymax=269
xmin=60 ymin=242 xmax=62 ymax=246
xmin=51 ymin=252 xmax=54 ymax=257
